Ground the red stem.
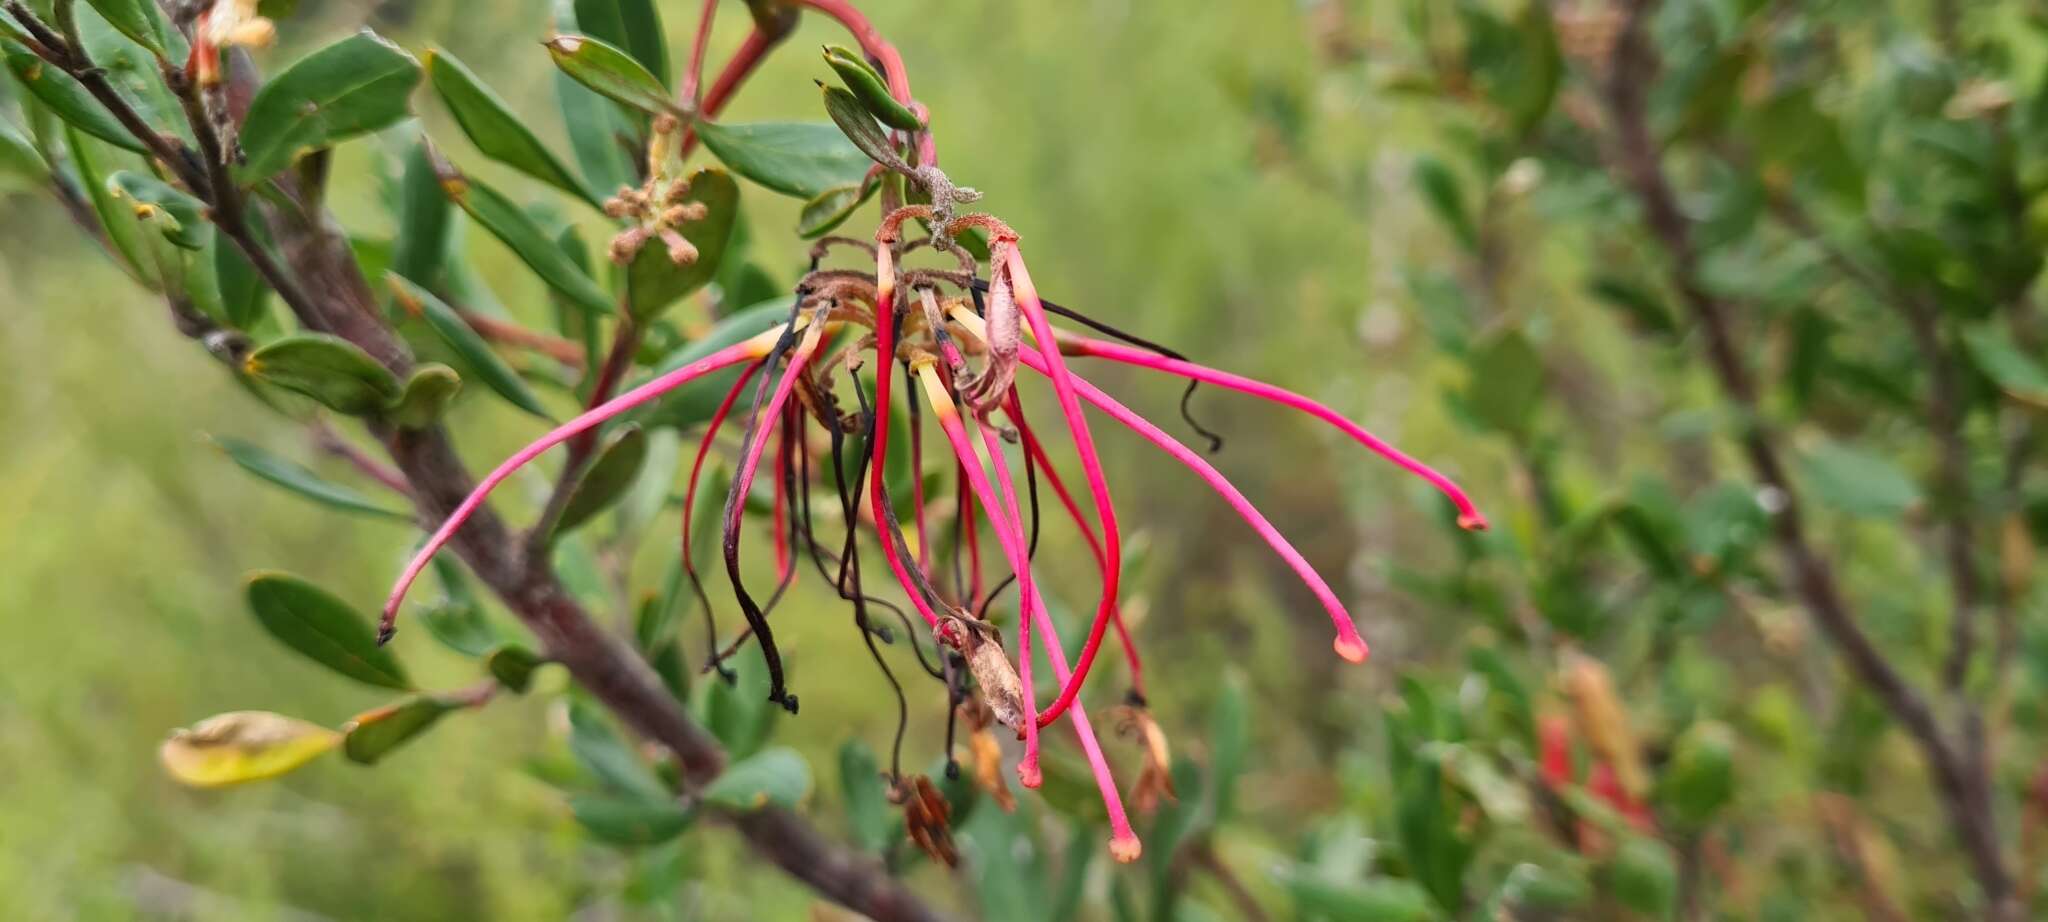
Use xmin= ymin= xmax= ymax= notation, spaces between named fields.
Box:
xmin=678 ymin=0 xmax=719 ymax=108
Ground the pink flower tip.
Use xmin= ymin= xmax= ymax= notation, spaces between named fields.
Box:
xmin=1333 ymin=633 xmax=1369 ymax=664
xmin=1109 ymin=833 xmax=1143 ymax=863
xmin=1017 ymin=758 xmax=1043 ymax=789
xmin=1457 ymin=511 xmax=1489 ymax=531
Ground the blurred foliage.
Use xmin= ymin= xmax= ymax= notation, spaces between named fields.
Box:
xmin=3 ymin=0 xmax=2048 ymax=920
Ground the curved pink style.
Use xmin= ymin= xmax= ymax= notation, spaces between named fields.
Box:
xmin=918 ymin=366 xmax=1139 ymax=858
xmin=1016 ymin=347 xmax=1371 ymax=662
xmin=1003 ymin=247 xmax=1125 ymax=731
xmin=380 ymin=334 xmax=777 ymax=641
xmin=1011 ymin=402 xmax=1145 ymax=698
xmin=1067 ymin=337 xmax=1488 ymax=531
xmin=723 ymin=322 xmax=825 ymax=576
xmin=682 ymin=361 xmax=762 ymax=584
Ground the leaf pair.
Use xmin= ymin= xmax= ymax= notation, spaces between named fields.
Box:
xmin=243 ymin=332 xmax=460 ymax=425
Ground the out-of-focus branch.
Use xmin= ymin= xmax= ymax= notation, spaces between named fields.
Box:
xmin=1594 ymin=3 xmax=2015 ymax=919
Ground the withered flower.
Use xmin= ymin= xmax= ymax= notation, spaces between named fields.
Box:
xmin=890 ymin=774 xmax=958 ymax=868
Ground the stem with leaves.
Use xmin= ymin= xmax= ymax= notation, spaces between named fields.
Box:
xmin=5 ymin=5 xmax=947 ymax=919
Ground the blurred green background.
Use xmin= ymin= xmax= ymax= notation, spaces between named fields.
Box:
xmin=5 ymin=0 xmax=2046 ymax=919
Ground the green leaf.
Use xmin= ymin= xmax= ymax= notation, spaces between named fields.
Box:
xmin=244 ymin=333 xmax=404 ymax=415
xmin=211 ymin=435 xmax=410 ymax=520
xmin=1963 ymin=323 xmax=2048 ymax=405
xmin=697 ymin=642 xmax=778 ymax=760
xmin=5 ymin=48 xmax=149 ymax=153
xmin=485 ymin=643 xmax=544 ymax=692
xmin=573 ymin=0 xmax=670 ymax=85
xmin=246 ymin=571 xmax=412 ymax=690
xmin=797 ymin=179 xmax=875 ymax=238
xmin=442 ymin=165 xmax=615 ymax=316
xmin=80 ymin=0 xmax=179 ymax=58
xmin=1656 ymin=721 xmax=1735 ymax=830
xmin=627 ymin=167 xmax=739 ymax=320
xmin=1276 ymin=869 xmax=1439 ymax=922
xmin=388 ymin=363 xmax=462 ymax=428
xmin=386 ymin=273 xmax=552 ymax=419
xmin=1800 ymin=439 xmax=1921 ymax=518
xmin=1413 ymin=155 xmax=1476 ymax=251
xmin=1464 ymin=328 xmax=1543 ymax=437
xmin=570 ymin=699 xmax=669 ymax=799
xmin=550 ymin=0 xmax=638 ymax=195
xmin=1208 ymin=673 xmax=1249 ymax=826
xmin=838 ymin=739 xmax=891 ymax=852
xmin=570 ymin=794 xmax=693 ymax=845
xmin=160 ymin=711 xmax=341 ymax=788
xmin=819 ymin=83 xmax=908 ymax=174
xmin=237 ymin=31 xmax=422 ymax=183
xmin=0 ymin=117 xmax=48 ymax=181
xmin=342 ymin=694 xmax=459 ymax=764
xmin=703 ymin=747 xmax=810 ymax=810
xmin=390 ymin=138 xmax=455 ymax=290
xmin=822 ymin=44 xmax=921 ymax=131
xmin=1606 ymin=837 xmax=1678 ymax=918
xmin=65 ymin=128 xmax=151 ymax=282
xmin=698 ymin=120 xmax=873 ymax=199
xmin=544 ymin=34 xmax=675 ymax=117
xmin=425 ymin=48 xmax=597 ymax=207
xmin=555 ymin=424 xmax=649 ymax=534
xmin=635 ymin=299 xmax=790 ymax=428
xmin=418 ymin=601 xmax=504 ymax=657
xmin=215 ymin=222 xmax=271 ymax=329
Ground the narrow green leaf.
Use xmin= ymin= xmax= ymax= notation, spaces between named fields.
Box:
xmin=212 ymin=435 xmax=410 ymax=520
xmin=1464 ymin=328 xmax=1543 ymax=437
xmin=485 ymin=643 xmax=544 ymax=693
xmin=419 ymin=601 xmax=504 ymax=658
xmin=425 ymin=48 xmax=597 ymax=206
xmin=81 ymin=0 xmax=179 ymax=58
xmin=107 ymin=170 xmax=206 ymax=249
xmin=570 ymin=699 xmax=669 ymax=799
xmin=551 ymin=0 xmax=638 ymax=196
xmin=822 ymin=44 xmax=920 ymax=131
xmin=1800 ymin=439 xmax=1921 ymax=518
xmin=1606 ymin=837 xmax=1678 ymax=918
xmin=442 ymin=165 xmax=615 ymax=316
xmin=703 ymin=747 xmax=810 ymax=810
xmin=697 ymin=642 xmax=777 ymax=760
xmin=1656 ymin=720 xmax=1735 ymax=830
xmin=838 ymin=739 xmax=891 ymax=852
xmin=5 ymin=47 xmax=149 ymax=153
xmin=237 ymin=31 xmax=422 ymax=183
xmin=1963 ymin=322 xmax=2048 ymax=405
xmin=386 ymin=273 xmax=552 ymax=419
xmin=697 ymin=120 xmax=872 ymax=199
xmin=1413 ymin=154 xmax=1476 ymax=251
xmin=0 ymin=117 xmax=48 ymax=181
xmin=627 ymin=167 xmax=739 ymax=320
xmin=390 ymin=137 xmax=455 ymax=290
xmin=244 ymin=333 xmax=404 ymax=415
xmin=570 ymin=793 xmax=694 ymax=845
xmin=797 ymin=179 xmax=875 ymax=238
xmin=819 ymin=83 xmax=908 ymax=174
xmin=1277 ymin=870 xmax=1440 ymax=922
xmin=388 ymin=363 xmax=462 ymax=428
xmin=544 ymin=34 xmax=675 ymax=117
xmin=214 ymin=223 xmax=271 ymax=329
xmin=246 ymin=571 xmax=412 ymax=690
xmin=342 ymin=694 xmax=458 ymax=764
xmin=1208 ymin=673 xmax=1248 ymax=826
xmin=574 ymin=0 xmax=670 ymax=84
xmin=65 ymin=127 xmax=150 ymax=281
xmin=555 ymin=424 xmax=649 ymax=534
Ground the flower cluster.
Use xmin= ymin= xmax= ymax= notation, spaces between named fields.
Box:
xmin=378 ymin=200 xmax=1484 ymax=862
